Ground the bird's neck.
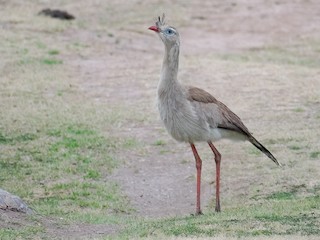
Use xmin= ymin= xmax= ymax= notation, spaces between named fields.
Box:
xmin=158 ymin=43 xmax=180 ymax=93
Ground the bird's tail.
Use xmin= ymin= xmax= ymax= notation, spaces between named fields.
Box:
xmin=248 ymin=136 xmax=282 ymax=166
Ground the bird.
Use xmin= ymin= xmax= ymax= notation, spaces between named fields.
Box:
xmin=148 ymin=14 xmax=281 ymax=215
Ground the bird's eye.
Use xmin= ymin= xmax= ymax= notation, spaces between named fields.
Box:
xmin=165 ymin=28 xmax=174 ymax=35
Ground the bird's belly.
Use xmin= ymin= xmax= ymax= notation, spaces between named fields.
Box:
xmin=158 ymin=101 xmax=210 ymax=142
xmin=209 ymin=128 xmax=247 ymax=142
xmin=162 ymin=117 xmax=208 ymax=142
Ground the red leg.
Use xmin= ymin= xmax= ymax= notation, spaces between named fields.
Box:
xmin=190 ymin=143 xmax=202 ymax=215
xmin=208 ymin=141 xmax=221 ymax=212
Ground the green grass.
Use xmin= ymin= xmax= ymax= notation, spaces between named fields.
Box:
xmin=0 ymin=132 xmax=37 ymax=144
xmin=41 ymin=58 xmax=63 ymax=65
xmin=265 ymin=137 xmax=294 ymax=145
xmin=153 ymin=139 xmax=166 ymax=146
xmin=266 ymin=191 xmax=296 ymax=200
xmin=310 ymin=151 xmax=320 ymax=159
xmin=0 ymin=124 xmax=125 ymax=209
xmin=0 ymin=124 xmax=131 ymax=238
xmin=288 ymin=145 xmax=303 ymax=151
xmin=121 ymin=137 xmax=140 ymax=148
xmin=113 ymin=195 xmax=320 ymax=239
xmin=293 ymin=107 xmax=305 ymax=113
xmin=34 ymin=181 xmax=129 ymax=215
xmin=48 ymin=49 xmax=60 ymax=55
xmin=0 ymin=225 xmax=45 ymax=240
xmin=248 ymin=146 xmax=263 ymax=156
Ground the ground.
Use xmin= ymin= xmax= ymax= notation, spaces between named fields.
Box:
xmin=0 ymin=0 xmax=320 ymax=239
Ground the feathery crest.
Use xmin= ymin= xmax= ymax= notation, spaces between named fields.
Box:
xmin=156 ymin=13 xmax=165 ymax=28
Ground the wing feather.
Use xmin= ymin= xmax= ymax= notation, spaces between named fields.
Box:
xmin=187 ymin=87 xmax=251 ymax=136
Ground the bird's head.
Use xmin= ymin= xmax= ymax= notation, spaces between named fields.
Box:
xmin=148 ymin=14 xmax=180 ymax=48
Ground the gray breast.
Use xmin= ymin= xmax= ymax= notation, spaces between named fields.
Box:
xmin=157 ymin=94 xmax=209 ymax=142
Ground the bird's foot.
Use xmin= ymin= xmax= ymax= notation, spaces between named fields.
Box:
xmin=192 ymin=210 xmax=203 ymax=216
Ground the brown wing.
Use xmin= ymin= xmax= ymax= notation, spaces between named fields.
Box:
xmin=187 ymin=87 xmax=251 ymax=136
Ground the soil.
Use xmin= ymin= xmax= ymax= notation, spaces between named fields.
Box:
xmin=2 ymin=0 xmax=320 ymax=238
xmin=0 ymin=209 xmax=119 ymax=239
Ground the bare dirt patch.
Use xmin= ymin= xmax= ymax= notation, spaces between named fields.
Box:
xmin=0 ymin=209 xmax=118 ymax=239
xmin=42 ymin=218 xmax=118 ymax=240
xmin=0 ymin=210 xmax=32 ymax=231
